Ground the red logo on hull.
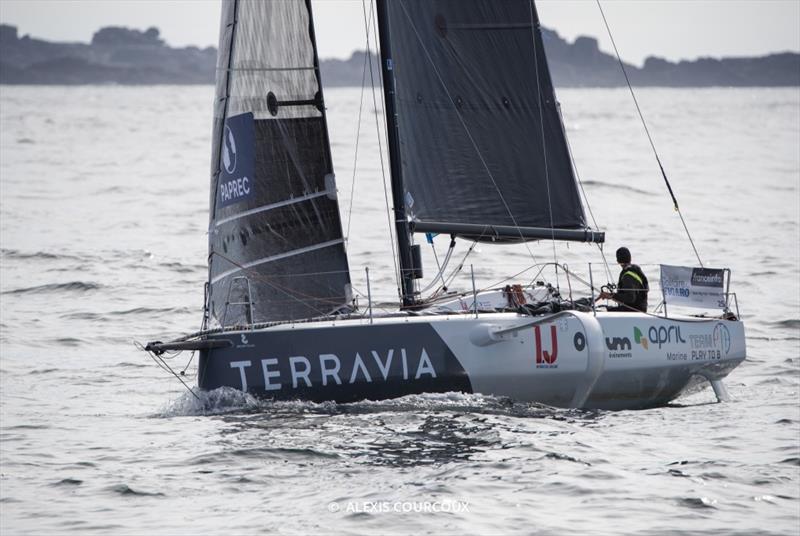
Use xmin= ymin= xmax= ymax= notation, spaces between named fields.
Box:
xmin=534 ymin=325 xmax=558 ymax=366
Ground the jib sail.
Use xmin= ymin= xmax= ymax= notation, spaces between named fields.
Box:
xmin=377 ymin=0 xmax=600 ymax=243
xmin=208 ymin=0 xmax=352 ymax=327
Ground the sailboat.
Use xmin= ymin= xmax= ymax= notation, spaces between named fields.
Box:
xmin=145 ymin=0 xmax=746 ymax=410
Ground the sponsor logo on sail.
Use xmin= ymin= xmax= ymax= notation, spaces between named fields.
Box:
xmin=222 ymin=124 xmax=237 ymax=173
xmin=218 ymin=112 xmax=255 ymax=208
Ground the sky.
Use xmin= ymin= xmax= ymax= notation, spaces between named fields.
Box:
xmin=0 ymin=0 xmax=798 ymax=66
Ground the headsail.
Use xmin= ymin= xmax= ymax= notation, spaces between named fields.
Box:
xmin=377 ymin=0 xmax=599 ymax=243
xmin=208 ymin=0 xmax=351 ymax=327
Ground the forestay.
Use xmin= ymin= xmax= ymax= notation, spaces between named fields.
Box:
xmin=379 ymin=0 xmax=593 ymax=242
xmin=208 ymin=0 xmax=351 ymax=327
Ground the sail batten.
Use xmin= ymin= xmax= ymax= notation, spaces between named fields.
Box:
xmin=207 ymin=0 xmax=351 ymax=327
xmin=214 ymin=190 xmax=333 ymax=227
xmin=210 ymin=239 xmax=347 ymax=285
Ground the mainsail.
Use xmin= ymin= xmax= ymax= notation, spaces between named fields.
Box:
xmin=208 ymin=0 xmax=351 ymax=327
xmin=377 ymin=0 xmax=599 ymax=243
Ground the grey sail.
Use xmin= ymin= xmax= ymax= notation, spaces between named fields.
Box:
xmin=208 ymin=0 xmax=351 ymax=327
xmin=379 ymin=0 xmax=596 ymax=242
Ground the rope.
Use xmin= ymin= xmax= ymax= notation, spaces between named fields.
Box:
xmin=419 ymin=237 xmax=456 ymax=296
xmin=209 ymin=251 xmax=346 ymax=319
xmin=595 ymin=0 xmax=704 ymax=267
xmin=441 ymin=240 xmax=479 ymax=293
xmin=136 ymin=341 xmax=202 ymax=402
xmin=563 ymin=123 xmax=614 ymax=282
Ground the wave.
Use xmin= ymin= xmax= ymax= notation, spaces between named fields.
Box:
xmin=678 ymin=496 xmax=718 ymax=509
xmin=107 ymin=484 xmax=165 ymax=497
xmin=52 ymin=478 xmax=83 ymax=487
xmin=2 ymin=281 xmax=101 ymax=295
xmin=0 ymin=248 xmax=82 ymax=262
xmin=108 ymin=306 xmax=193 ymax=316
xmin=580 ymin=179 xmax=656 ymax=197
xmin=160 ymin=261 xmax=206 ymax=274
xmin=29 ymin=368 xmax=61 ymax=375
xmin=770 ymin=319 xmax=800 ymax=330
xmin=51 ymin=337 xmax=85 ymax=347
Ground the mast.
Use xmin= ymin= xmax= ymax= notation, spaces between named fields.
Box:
xmin=207 ymin=0 xmax=238 ymax=322
xmin=376 ymin=0 xmax=417 ymax=307
xmin=305 ymin=0 xmax=335 ymax=177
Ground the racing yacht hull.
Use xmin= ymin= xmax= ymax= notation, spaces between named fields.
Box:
xmin=197 ymin=311 xmax=745 ymax=410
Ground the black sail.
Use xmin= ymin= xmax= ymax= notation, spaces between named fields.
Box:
xmin=208 ymin=0 xmax=351 ymax=327
xmin=379 ymin=0 xmax=591 ymax=241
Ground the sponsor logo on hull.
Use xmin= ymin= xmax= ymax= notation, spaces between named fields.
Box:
xmin=605 ymin=325 xmax=688 ymax=358
xmin=713 ymin=323 xmax=731 ymax=355
xmin=198 ymin=323 xmax=472 ymax=402
xmin=648 ymin=325 xmax=686 ymax=349
xmin=633 ymin=327 xmax=648 ymax=349
xmin=228 ymin=348 xmax=438 ymax=392
xmin=605 ymin=336 xmax=633 ymax=359
xmin=534 ymin=325 xmax=558 ymax=368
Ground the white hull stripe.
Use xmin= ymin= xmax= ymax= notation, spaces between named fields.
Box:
xmin=215 ymin=190 xmax=331 ymax=227
xmin=211 ymin=239 xmax=345 ymax=284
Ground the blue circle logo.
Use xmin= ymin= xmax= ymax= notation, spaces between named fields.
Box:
xmin=222 ymin=125 xmax=237 ymax=174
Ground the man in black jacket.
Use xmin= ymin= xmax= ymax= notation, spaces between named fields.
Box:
xmin=598 ymin=247 xmax=649 ymax=312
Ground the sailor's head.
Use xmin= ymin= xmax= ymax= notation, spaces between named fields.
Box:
xmin=616 ymin=247 xmax=631 ymax=266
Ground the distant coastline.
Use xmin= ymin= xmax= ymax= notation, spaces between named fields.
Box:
xmin=1 ymin=24 xmax=798 ymax=87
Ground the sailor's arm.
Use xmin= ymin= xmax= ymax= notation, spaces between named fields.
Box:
xmin=597 ymin=273 xmax=639 ymax=305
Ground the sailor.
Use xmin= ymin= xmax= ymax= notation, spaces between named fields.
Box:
xmin=597 ymin=247 xmax=649 ymax=312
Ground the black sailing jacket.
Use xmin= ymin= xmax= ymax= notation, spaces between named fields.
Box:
xmin=612 ymin=264 xmax=649 ymax=312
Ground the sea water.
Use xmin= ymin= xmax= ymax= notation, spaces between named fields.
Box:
xmin=0 ymin=86 xmax=798 ymax=535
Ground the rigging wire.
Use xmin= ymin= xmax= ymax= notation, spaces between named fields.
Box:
xmin=419 ymin=237 xmax=456 ymax=296
xmin=363 ymin=0 xmax=402 ymax=298
xmin=209 ymin=251 xmax=348 ymax=320
xmin=596 ymin=0 xmax=704 ymax=267
xmin=135 ymin=341 xmax=203 ymax=402
xmin=344 ymin=31 xmax=371 ymax=240
xmin=440 ymin=240 xmax=479 ymax=293
xmin=563 ymin=123 xmax=615 ymax=283
xmin=527 ymin=0 xmax=560 ymax=290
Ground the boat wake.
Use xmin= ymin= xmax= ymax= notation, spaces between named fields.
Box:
xmin=157 ymin=386 xmax=598 ymax=421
